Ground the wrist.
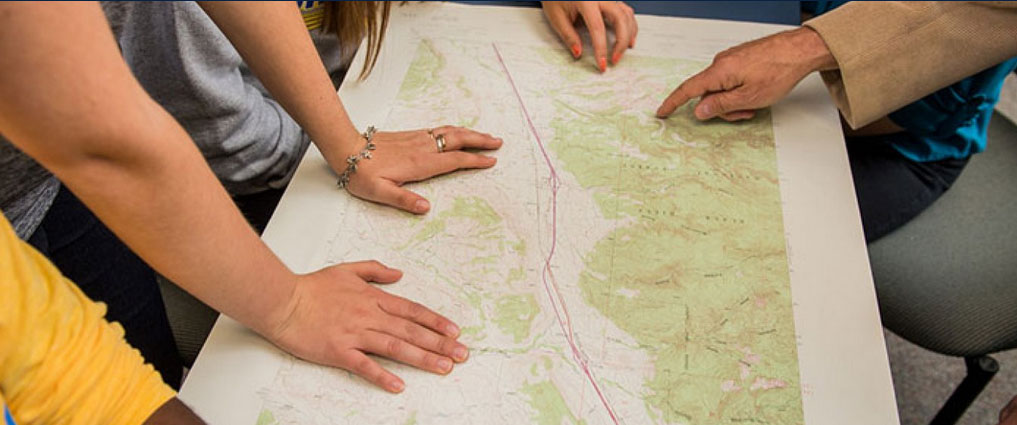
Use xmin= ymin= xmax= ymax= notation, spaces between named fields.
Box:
xmin=256 ymin=271 xmax=303 ymax=343
xmin=793 ymin=26 xmax=837 ymax=73
xmin=317 ymin=124 xmax=367 ymax=173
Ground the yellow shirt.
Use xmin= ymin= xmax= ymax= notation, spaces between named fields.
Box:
xmin=0 ymin=215 xmax=175 ymax=425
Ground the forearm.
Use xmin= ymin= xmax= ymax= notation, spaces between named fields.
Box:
xmin=52 ymin=114 xmax=297 ymax=335
xmin=0 ymin=2 xmax=295 ymax=336
xmin=805 ymin=1 xmax=1017 ymax=128
xmin=144 ymin=399 xmax=206 ymax=425
xmin=198 ymin=1 xmax=362 ymax=167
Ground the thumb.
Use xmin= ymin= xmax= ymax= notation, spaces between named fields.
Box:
xmin=694 ymin=89 xmax=748 ymax=120
xmin=362 ymin=179 xmax=431 ymax=215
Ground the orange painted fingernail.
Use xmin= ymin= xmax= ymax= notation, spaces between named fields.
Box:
xmin=570 ymin=43 xmax=581 ymax=58
xmin=612 ymin=52 xmax=622 ymax=65
xmin=598 ymin=57 xmax=607 ymax=72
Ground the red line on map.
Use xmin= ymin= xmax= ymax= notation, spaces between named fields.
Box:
xmin=492 ymin=43 xmax=620 ymax=425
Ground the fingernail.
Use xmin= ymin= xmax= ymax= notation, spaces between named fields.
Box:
xmin=437 ymin=358 xmax=453 ymax=373
xmin=612 ymin=52 xmax=622 ymax=65
xmin=390 ymin=379 xmax=405 ymax=392
xmin=415 ymin=199 xmax=430 ymax=213
xmin=453 ymin=346 xmax=469 ymax=362
xmin=445 ymin=322 xmax=460 ymax=336
xmin=598 ymin=57 xmax=607 ymax=73
xmin=570 ymin=43 xmax=581 ymax=58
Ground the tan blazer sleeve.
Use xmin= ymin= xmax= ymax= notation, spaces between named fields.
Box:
xmin=804 ymin=1 xmax=1017 ymax=129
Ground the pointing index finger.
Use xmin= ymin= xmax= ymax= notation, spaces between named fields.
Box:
xmin=655 ymin=69 xmax=716 ymax=118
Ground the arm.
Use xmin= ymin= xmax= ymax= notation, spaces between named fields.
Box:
xmin=144 ymin=399 xmax=206 ymax=425
xmin=0 ymin=215 xmax=180 ymax=424
xmin=805 ymin=1 xmax=1017 ymax=128
xmin=657 ymin=2 xmax=1017 ymax=128
xmin=656 ymin=27 xmax=836 ymax=121
xmin=198 ymin=1 xmax=502 ymax=214
xmin=0 ymin=2 xmax=466 ymax=393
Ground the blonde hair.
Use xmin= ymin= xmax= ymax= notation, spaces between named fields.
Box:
xmin=322 ymin=1 xmax=392 ymax=80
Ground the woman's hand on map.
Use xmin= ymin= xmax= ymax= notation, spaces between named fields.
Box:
xmin=265 ymin=261 xmax=469 ymax=393
xmin=541 ymin=1 xmax=638 ymax=72
xmin=341 ymin=127 xmax=502 ymax=214
xmin=655 ymin=27 xmax=837 ymax=122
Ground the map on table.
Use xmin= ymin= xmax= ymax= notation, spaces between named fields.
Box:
xmin=255 ymin=38 xmax=802 ymax=425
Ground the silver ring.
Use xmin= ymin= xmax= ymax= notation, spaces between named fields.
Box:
xmin=435 ymin=134 xmax=447 ymax=153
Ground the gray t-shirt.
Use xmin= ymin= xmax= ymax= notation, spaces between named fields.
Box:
xmin=108 ymin=1 xmax=350 ymax=195
xmin=0 ymin=141 xmax=59 ymax=239
xmin=0 ymin=2 xmax=350 ymax=237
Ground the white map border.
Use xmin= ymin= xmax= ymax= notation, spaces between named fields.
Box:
xmin=180 ymin=4 xmax=899 ymax=425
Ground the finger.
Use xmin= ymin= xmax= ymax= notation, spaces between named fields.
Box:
xmin=696 ymin=89 xmax=750 ymax=120
xmin=334 ymin=260 xmax=403 ymax=283
xmin=378 ymin=294 xmax=462 ymax=338
xmin=432 ymin=127 xmax=504 ymax=151
xmin=385 ymin=317 xmax=469 ymax=363
xmin=544 ymin=6 xmax=583 ymax=58
xmin=625 ymin=3 xmax=638 ymax=47
xmin=415 ymin=151 xmax=497 ymax=180
xmin=719 ymin=110 xmax=756 ymax=121
xmin=602 ymin=5 xmax=632 ymax=65
xmin=365 ymin=179 xmax=431 ymax=214
xmin=655 ymin=69 xmax=721 ymax=118
xmin=578 ymin=3 xmax=608 ymax=72
xmin=361 ymin=330 xmax=456 ymax=375
xmin=337 ymin=350 xmax=404 ymax=393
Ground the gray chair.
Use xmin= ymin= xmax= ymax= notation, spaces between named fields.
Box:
xmin=868 ymin=113 xmax=1017 ymax=425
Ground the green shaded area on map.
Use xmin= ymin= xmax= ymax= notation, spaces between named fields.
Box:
xmin=522 ymin=380 xmax=589 ymax=425
xmin=539 ymin=50 xmax=803 ymax=424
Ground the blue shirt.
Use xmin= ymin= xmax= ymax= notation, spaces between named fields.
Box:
xmin=3 ymin=404 xmax=14 ymax=425
xmin=805 ymin=1 xmax=1017 ymax=162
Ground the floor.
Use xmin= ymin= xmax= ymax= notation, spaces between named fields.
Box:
xmin=887 ymin=331 xmax=1017 ymax=425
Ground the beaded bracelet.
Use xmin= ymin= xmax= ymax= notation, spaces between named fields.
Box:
xmin=337 ymin=126 xmax=377 ymax=189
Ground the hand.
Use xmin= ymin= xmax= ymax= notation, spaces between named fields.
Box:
xmin=342 ymin=126 xmax=502 ymax=214
xmin=541 ymin=1 xmax=638 ymax=72
xmin=1001 ymin=395 xmax=1017 ymax=425
xmin=656 ymin=27 xmax=837 ymax=121
xmin=265 ymin=261 xmax=469 ymax=393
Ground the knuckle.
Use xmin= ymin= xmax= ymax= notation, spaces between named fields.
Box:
xmin=436 ymin=337 xmax=455 ymax=355
xmin=403 ymin=321 xmax=422 ymax=339
xmin=353 ymin=356 xmax=375 ymax=376
xmin=385 ymin=338 xmax=403 ymax=357
xmin=405 ymin=301 xmax=427 ymax=318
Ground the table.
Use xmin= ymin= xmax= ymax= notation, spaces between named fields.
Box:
xmin=180 ymin=3 xmax=898 ymax=424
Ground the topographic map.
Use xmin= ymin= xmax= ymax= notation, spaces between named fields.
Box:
xmin=255 ymin=37 xmax=803 ymax=425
